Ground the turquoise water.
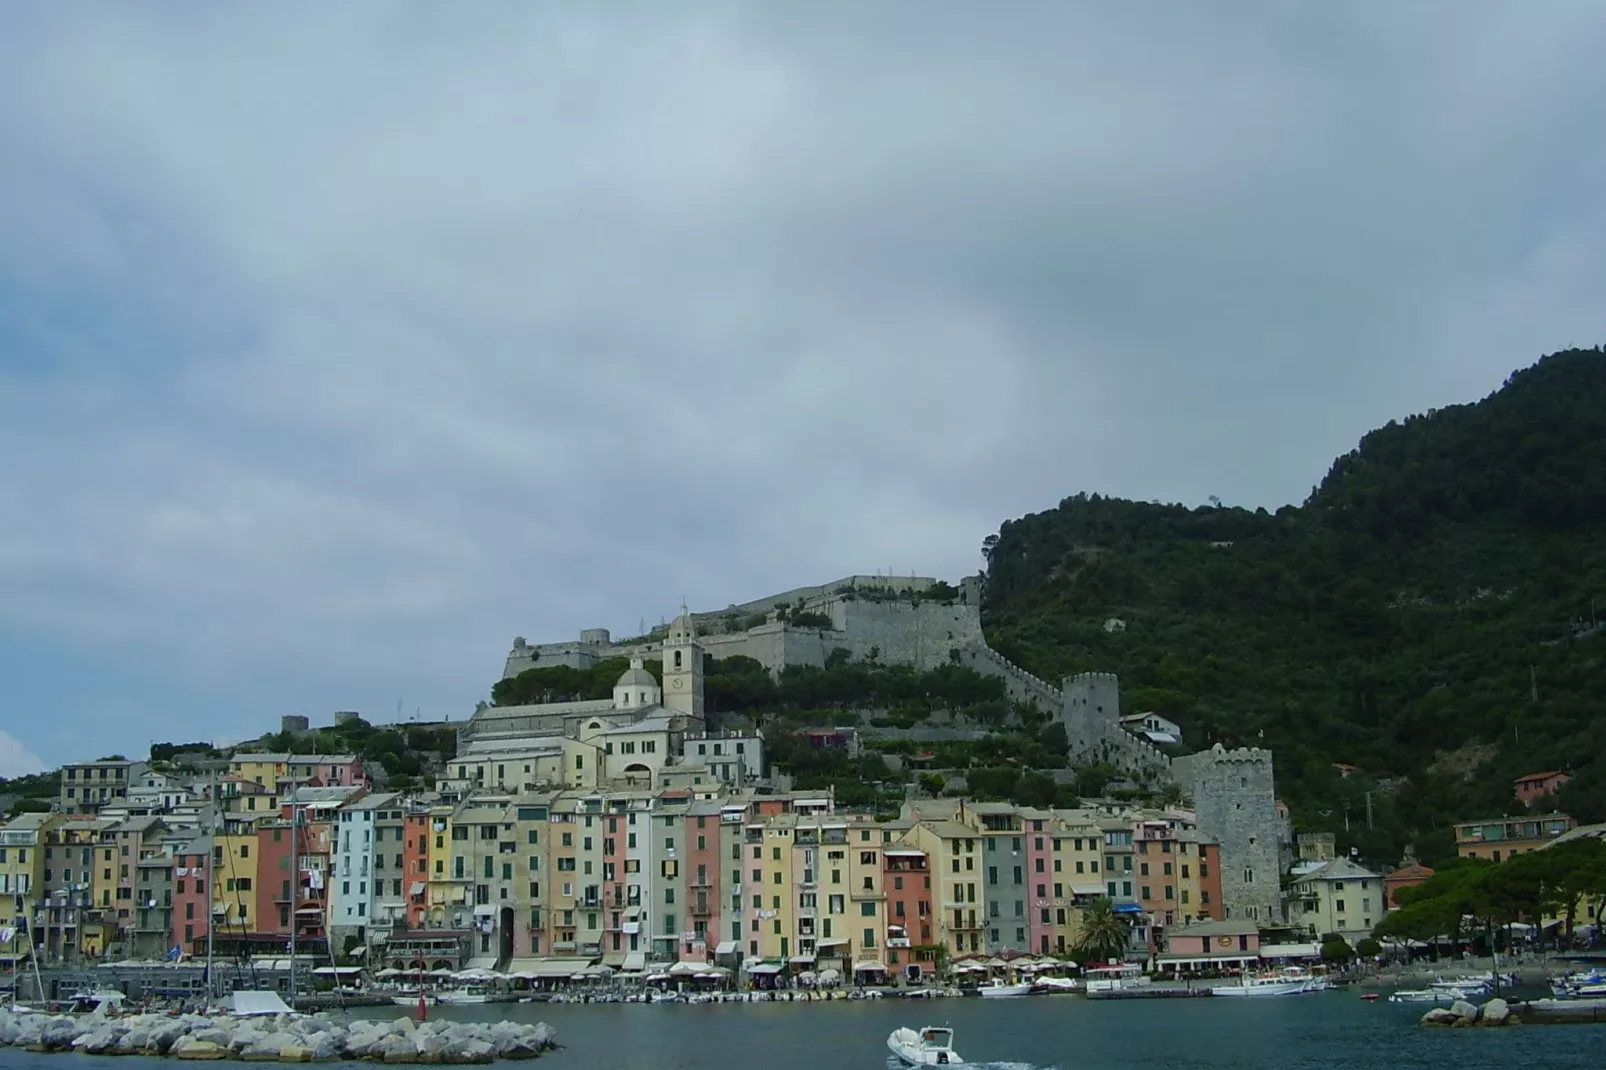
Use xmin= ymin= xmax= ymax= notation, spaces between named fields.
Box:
xmin=3 ymin=991 xmax=1600 ymax=1070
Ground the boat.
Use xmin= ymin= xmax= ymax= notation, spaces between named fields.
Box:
xmin=392 ymin=994 xmax=437 ymax=1007
xmin=1031 ymin=975 xmax=1082 ymax=994
xmin=1213 ymin=969 xmax=1312 ymax=997
xmin=1387 ymin=985 xmax=1481 ymax=1004
xmin=64 ymin=990 xmax=127 ymax=1014
xmin=977 ymin=978 xmax=1033 ymax=998
xmin=437 ymin=982 xmax=491 ymax=1005
xmin=888 ymin=1026 xmax=963 ymax=1066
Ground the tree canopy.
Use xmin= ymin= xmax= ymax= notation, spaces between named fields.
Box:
xmin=980 ymin=347 xmax=1606 ymax=862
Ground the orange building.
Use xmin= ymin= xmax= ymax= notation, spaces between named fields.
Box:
xmin=1514 ymin=771 xmax=1572 ymax=806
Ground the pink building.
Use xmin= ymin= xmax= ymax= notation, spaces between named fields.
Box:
xmin=170 ymin=839 xmax=212 ymax=955
xmin=1156 ymin=918 xmax=1261 ymax=974
xmin=884 ymin=848 xmax=931 ymax=978
xmin=1024 ymin=813 xmax=1055 ymax=956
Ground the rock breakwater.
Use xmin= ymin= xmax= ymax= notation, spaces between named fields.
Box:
xmin=0 ymin=1005 xmax=557 ymax=1063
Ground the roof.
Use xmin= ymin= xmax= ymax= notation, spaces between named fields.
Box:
xmin=231 ymin=753 xmax=358 ymax=764
xmin=345 ymin=792 xmax=401 ymax=812
xmin=1386 ymin=862 xmax=1435 ymax=880
xmin=615 ymin=661 xmax=658 ymax=688
xmin=1297 ymin=858 xmax=1379 ymax=882
xmin=1166 ymin=918 xmax=1259 ymax=938
xmin=472 ymin=699 xmax=614 ymax=722
xmin=1515 ymin=770 xmax=1567 ymax=782
xmin=1543 ymin=822 xmax=1606 ymax=849
xmin=596 ymin=715 xmax=675 ymax=736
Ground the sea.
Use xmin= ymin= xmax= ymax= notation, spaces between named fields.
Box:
xmin=2 ymin=991 xmax=1601 ymax=1070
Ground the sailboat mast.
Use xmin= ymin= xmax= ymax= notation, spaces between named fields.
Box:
xmin=288 ymin=779 xmax=298 ymax=1008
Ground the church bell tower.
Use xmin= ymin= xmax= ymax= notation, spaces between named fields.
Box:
xmin=662 ymin=605 xmax=705 ymax=726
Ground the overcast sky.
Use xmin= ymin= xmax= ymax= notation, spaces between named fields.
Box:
xmin=2 ymin=2 xmax=1604 ymax=774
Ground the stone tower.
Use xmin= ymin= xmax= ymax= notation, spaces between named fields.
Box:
xmin=662 ymin=607 xmax=704 ymax=726
xmin=1062 ymin=671 xmax=1121 ymax=757
xmin=1173 ymin=744 xmax=1282 ymax=925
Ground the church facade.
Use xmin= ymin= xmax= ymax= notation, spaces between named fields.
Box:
xmin=449 ymin=611 xmax=760 ymax=796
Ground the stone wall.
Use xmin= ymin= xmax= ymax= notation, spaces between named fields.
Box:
xmin=1174 ymin=744 xmax=1283 ymax=924
xmin=502 ymin=581 xmax=982 ymax=680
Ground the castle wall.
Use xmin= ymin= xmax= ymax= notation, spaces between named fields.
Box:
xmin=1173 ymin=746 xmax=1283 ymax=925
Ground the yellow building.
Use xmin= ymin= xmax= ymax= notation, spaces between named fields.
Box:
xmin=229 ymin=757 xmax=290 ymax=793
xmin=1287 ymin=857 xmax=1380 ymax=940
xmin=212 ymin=834 xmax=260 ymax=932
xmin=1 ymin=813 xmax=63 ymax=963
xmin=846 ymin=822 xmax=887 ymax=978
xmin=903 ymin=820 xmax=982 ymax=955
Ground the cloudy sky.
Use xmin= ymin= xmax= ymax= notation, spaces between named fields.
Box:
xmin=2 ymin=2 xmax=1603 ymax=774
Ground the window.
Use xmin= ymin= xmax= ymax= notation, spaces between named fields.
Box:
xmin=860 ymin=901 xmax=875 ymax=917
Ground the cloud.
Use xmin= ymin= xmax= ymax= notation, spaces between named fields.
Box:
xmin=1 ymin=2 xmax=1604 ymax=763
xmin=0 ymin=730 xmax=46 ymax=779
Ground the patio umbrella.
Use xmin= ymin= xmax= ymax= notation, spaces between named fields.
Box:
xmin=668 ymin=962 xmax=701 ymax=976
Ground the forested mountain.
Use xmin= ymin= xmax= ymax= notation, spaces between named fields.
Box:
xmin=980 ymin=347 xmax=1606 ymax=864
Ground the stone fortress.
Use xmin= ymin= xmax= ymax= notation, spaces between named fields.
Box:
xmin=492 ymin=573 xmax=1287 ymax=923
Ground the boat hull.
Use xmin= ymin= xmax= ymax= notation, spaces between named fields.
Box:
xmin=978 ymin=983 xmax=1033 ymax=998
xmin=887 ymin=1028 xmax=962 ymax=1066
xmin=1214 ymin=980 xmax=1310 ymax=997
xmin=436 ymin=994 xmax=490 ymax=1005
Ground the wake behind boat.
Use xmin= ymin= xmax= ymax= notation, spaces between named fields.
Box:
xmin=888 ymin=1026 xmax=962 ymax=1066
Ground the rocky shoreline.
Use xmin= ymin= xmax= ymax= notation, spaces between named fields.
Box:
xmin=1420 ymin=995 xmax=1606 ymax=1028
xmin=0 ymin=1006 xmax=557 ymax=1063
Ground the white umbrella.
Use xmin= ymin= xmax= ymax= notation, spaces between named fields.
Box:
xmin=817 ymin=967 xmax=841 ymax=984
xmin=668 ymin=962 xmax=701 ymax=976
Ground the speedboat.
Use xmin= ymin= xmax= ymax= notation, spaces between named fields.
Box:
xmin=888 ymin=1026 xmax=962 ymax=1066
xmin=1388 ymin=985 xmax=1480 ymax=1004
xmin=977 ymin=978 xmax=1032 ymax=998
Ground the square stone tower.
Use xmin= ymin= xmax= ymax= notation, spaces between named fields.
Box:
xmin=1173 ymin=744 xmax=1282 ymax=924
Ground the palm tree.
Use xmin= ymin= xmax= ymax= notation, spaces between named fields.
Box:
xmin=1072 ymin=897 xmax=1131 ymax=963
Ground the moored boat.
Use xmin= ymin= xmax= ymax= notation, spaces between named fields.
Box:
xmin=1213 ymin=968 xmax=1313 ymax=997
xmin=888 ymin=1026 xmax=962 ymax=1066
xmin=977 ymin=978 xmax=1033 ymax=998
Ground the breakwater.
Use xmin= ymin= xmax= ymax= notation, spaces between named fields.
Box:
xmin=0 ymin=1006 xmax=556 ymax=1063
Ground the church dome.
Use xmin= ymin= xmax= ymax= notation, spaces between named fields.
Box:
xmin=615 ymin=660 xmax=657 ymax=689
xmin=613 ymin=657 xmax=661 ymax=711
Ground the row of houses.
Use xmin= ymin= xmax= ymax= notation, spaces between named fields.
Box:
xmin=5 ymin=767 xmax=1246 ymax=978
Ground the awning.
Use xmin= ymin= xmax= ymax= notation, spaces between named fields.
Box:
xmin=713 ymin=941 xmax=739 ymax=956
xmin=622 ymin=951 xmax=646 ymax=972
xmin=747 ymin=963 xmax=783 ymax=975
xmin=816 ymin=938 xmax=849 ymax=948
xmin=854 ymin=961 xmax=887 ymax=972
xmin=505 ymin=957 xmax=596 ymax=979
xmin=1259 ymin=943 xmax=1320 ymax=960
xmin=409 ymin=882 xmax=425 ymax=895
xmin=1070 ymin=883 xmax=1106 ymax=897
xmin=789 ymin=954 xmax=815 ymax=965
xmin=1112 ymin=902 xmax=1145 ymax=914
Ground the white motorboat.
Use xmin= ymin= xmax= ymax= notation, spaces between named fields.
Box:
xmin=437 ymin=983 xmax=490 ymax=1005
xmin=1388 ymin=985 xmax=1481 ymax=1004
xmin=64 ymin=990 xmax=127 ymax=1014
xmin=977 ymin=978 xmax=1033 ymax=998
xmin=391 ymin=993 xmax=437 ymax=1007
xmin=1213 ymin=969 xmax=1312 ymax=997
xmin=888 ymin=1026 xmax=962 ymax=1066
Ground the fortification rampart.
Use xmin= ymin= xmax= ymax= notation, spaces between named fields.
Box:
xmin=503 ymin=583 xmax=982 ymax=680
xmin=956 ymin=644 xmax=1062 ymax=711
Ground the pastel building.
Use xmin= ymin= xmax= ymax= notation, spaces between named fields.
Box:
xmin=1454 ymin=813 xmax=1576 ymax=861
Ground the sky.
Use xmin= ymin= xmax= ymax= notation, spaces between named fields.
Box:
xmin=2 ymin=2 xmax=1604 ymax=774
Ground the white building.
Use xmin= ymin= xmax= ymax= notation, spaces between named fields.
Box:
xmin=1286 ymin=858 xmax=1381 ymax=941
xmin=330 ymin=792 xmax=398 ymax=943
xmin=1121 ymin=712 xmax=1182 ymax=745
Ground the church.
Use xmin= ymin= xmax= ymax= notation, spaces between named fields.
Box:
xmin=445 ymin=610 xmax=762 ymax=796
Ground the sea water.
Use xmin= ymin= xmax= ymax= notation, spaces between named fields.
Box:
xmin=2 ymin=991 xmax=1599 ymax=1070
